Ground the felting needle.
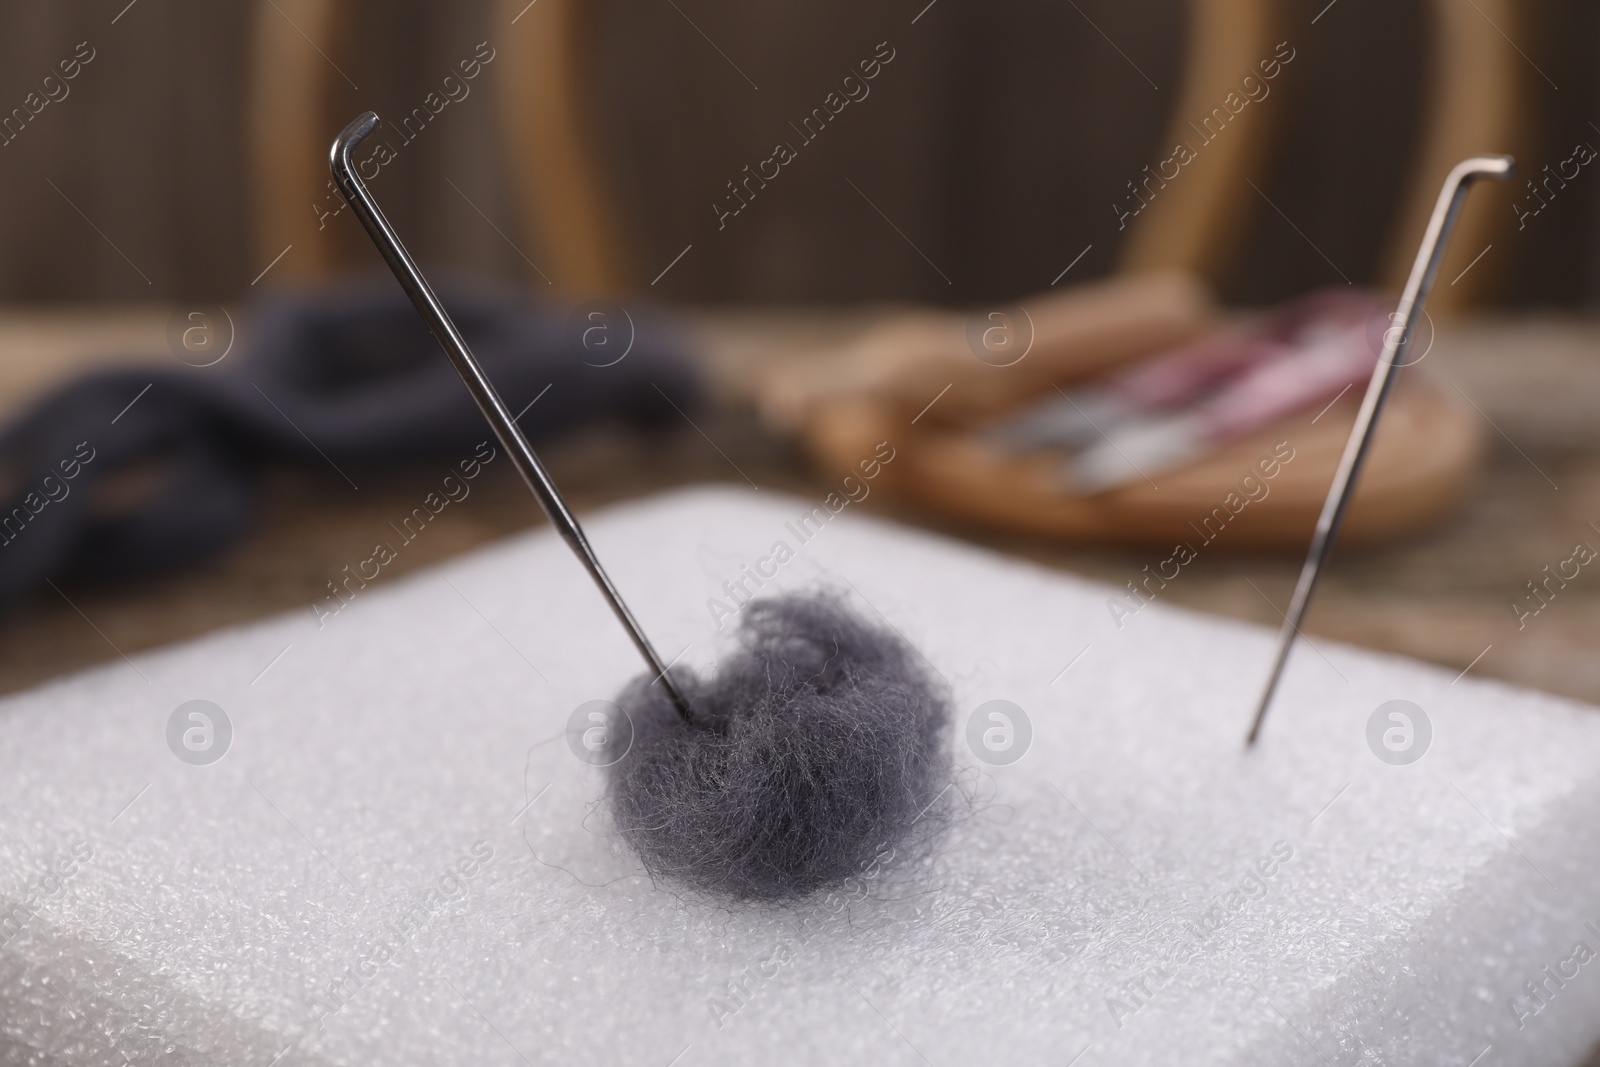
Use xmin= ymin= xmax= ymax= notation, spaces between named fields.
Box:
xmin=329 ymin=110 xmax=696 ymax=722
xmin=1245 ymin=154 xmax=1514 ymax=746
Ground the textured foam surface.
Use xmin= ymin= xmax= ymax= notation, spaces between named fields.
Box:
xmin=1 ymin=485 xmax=1598 ymax=1066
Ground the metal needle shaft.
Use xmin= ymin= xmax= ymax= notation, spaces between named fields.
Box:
xmin=1246 ymin=154 xmax=1514 ymax=746
xmin=329 ymin=111 xmax=695 ymax=722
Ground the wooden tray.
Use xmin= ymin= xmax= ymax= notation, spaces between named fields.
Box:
xmin=799 ymin=373 xmax=1485 ymax=550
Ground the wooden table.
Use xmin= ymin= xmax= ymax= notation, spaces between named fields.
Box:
xmin=1 ymin=306 xmax=1597 ymax=714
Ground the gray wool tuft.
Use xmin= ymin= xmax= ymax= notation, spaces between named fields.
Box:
xmin=607 ymin=592 xmax=953 ymax=902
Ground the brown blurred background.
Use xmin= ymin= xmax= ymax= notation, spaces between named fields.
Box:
xmin=0 ymin=0 xmax=1598 ymax=713
xmin=0 ymin=0 xmax=1592 ymax=307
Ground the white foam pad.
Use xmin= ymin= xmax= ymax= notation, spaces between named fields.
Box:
xmin=1 ymin=486 xmax=1597 ymax=1066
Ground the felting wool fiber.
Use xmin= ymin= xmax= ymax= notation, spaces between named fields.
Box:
xmin=2 ymin=487 xmax=1600 ymax=1067
xmin=608 ymin=592 xmax=953 ymax=901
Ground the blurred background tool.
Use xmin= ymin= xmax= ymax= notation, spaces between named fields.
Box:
xmin=756 ymin=271 xmax=1214 ymax=430
xmin=987 ymin=289 xmax=1380 ymax=466
xmin=778 ymin=280 xmax=1483 ymax=548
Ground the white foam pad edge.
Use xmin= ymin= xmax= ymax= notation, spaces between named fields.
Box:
xmin=1 ymin=485 xmax=1597 ymax=1067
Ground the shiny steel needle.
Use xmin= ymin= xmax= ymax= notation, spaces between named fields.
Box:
xmin=329 ymin=111 xmax=695 ymax=722
xmin=1246 ymin=154 xmax=1514 ymax=746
